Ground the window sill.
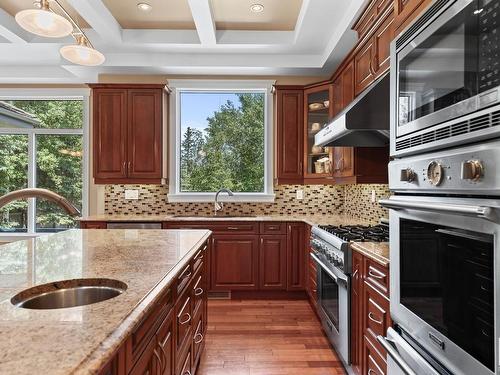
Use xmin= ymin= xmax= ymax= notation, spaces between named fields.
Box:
xmin=167 ymin=193 xmax=275 ymax=203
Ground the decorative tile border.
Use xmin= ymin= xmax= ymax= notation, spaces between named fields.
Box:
xmin=104 ymin=184 xmax=390 ymax=224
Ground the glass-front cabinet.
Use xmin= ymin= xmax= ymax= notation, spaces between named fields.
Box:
xmin=304 ymin=83 xmax=334 ymax=181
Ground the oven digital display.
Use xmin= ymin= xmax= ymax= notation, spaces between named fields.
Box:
xmin=399 ymin=219 xmax=494 ymax=371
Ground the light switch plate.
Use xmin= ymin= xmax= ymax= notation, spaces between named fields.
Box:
xmin=296 ymin=189 xmax=304 ymax=200
xmin=371 ymin=190 xmax=376 ymax=203
xmin=125 ymin=189 xmax=139 ymax=200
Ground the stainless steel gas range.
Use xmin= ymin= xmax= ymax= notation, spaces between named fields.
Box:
xmin=310 ymin=224 xmax=389 ymax=368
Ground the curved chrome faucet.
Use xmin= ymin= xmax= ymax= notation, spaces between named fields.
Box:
xmin=0 ymin=188 xmax=80 ymax=216
xmin=214 ymin=188 xmax=234 ymax=215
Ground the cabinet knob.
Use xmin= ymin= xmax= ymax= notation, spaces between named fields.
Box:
xmin=461 ymin=160 xmax=483 ymax=181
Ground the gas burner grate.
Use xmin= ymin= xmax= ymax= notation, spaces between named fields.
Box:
xmin=318 ymin=224 xmax=389 ymax=242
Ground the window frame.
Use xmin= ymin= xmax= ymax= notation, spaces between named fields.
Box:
xmin=0 ymin=88 xmax=90 ymax=237
xmin=167 ymin=80 xmax=275 ymax=203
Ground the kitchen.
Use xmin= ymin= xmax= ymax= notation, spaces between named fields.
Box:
xmin=0 ymin=0 xmax=498 ymax=374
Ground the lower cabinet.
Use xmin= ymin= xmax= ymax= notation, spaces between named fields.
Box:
xmin=259 ymin=235 xmax=287 ymax=290
xmin=99 ymin=238 xmax=210 ymax=375
xmin=287 ymin=223 xmax=306 ymax=291
xmin=351 ymin=249 xmax=391 ymax=375
xmin=210 ymin=235 xmax=259 ymax=290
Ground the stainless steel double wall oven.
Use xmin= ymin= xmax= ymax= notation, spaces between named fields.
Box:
xmin=381 ymin=0 xmax=500 ymax=374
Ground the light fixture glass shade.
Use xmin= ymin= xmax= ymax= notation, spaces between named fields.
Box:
xmin=15 ymin=8 xmax=73 ymax=38
xmin=60 ymin=37 xmax=105 ymax=66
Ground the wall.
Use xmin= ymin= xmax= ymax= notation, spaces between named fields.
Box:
xmin=104 ymin=183 xmax=389 ymax=223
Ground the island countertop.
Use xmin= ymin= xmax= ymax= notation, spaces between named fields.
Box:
xmin=0 ymin=228 xmax=211 ymax=375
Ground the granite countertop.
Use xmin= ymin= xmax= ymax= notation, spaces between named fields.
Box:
xmin=350 ymin=241 xmax=390 ymax=266
xmin=78 ymin=214 xmax=375 ymax=227
xmin=0 ymin=228 xmax=211 ymax=375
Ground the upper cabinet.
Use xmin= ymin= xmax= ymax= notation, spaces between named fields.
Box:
xmin=275 ymin=88 xmax=304 ymax=184
xmin=91 ymin=84 xmax=165 ymax=184
xmin=303 ymin=83 xmax=334 ymax=183
xmin=393 ymin=0 xmax=433 ymax=37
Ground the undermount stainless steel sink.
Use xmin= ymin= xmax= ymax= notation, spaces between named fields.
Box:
xmin=11 ymin=278 xmax=127 ymax=310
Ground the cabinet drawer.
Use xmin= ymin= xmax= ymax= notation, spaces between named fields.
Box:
xmin=260 ymin=222 xmax=286 ymax=235
xmin=363 ymin=282 xmax=390 ymax=356
xmin=363 ymin=335 xmax=387 ymax=375
xmin=166 ymin=221 xmax=258 ymax=234
xmin=177 ymin=263 xmax=193 ymax=297
xmin=131 ymin=288 xmax=172 ymax=362
xmin=192 ymin=267 xmax=204 ymax=318
xmin=365 ymin=257 xmax=389 ymax=297
xmin=193 ymin=242 xmax=207 ymax=271
xmin=175 ymin=292 xmax=192 ymax=355
xmin=177 ymin=345 xmax=192 ymax=375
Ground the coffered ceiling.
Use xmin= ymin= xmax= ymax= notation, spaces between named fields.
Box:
xmin=0 ymin=0 xmax=367 ymax=83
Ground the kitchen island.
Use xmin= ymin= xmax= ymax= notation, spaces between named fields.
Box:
xmin=0 ymin=228 xmax=211 ymax=375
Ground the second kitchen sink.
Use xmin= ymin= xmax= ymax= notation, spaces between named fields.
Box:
xmin=11 ymin=278 xmax=127 ymax=310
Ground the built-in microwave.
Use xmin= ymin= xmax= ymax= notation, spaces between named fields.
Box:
xmin=391 ymin=0 xmax=500 ymax=156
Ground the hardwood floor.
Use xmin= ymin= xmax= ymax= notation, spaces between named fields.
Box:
xmin=197 ymin=299 xmax=347 ymax=375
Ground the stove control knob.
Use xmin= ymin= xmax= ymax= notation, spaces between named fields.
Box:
xmin=400 ymin=168 xmax=416 ymax=183
xmin=461 ymin=160 xmax=484 ymax=181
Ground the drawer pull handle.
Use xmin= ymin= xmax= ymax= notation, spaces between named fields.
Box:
xmin=368 ymin=369 xmax=378 ymax=375
xmin=368 ymin=269 xmax=385 ymax=279
xmin=179 ymin=313 xmax=191 ymax=325
xmin=195 ymin=287 xmax=204 ymax=296
xmin=368 ymin=312 xmax=383 ymax=325
xmin=227 ymin=226 xmax=239 ymax=230
xmin=194 ymin=332 xmax=204 ymax=344
xmin=153 ymin=348 xmax=162 ymax=371
xmin=482 ymin=329 xmax=491 ymax=338
xmin=184 ymin=371 xmax=192 ymax=375
xmin=480 ymin=285 xmax=490 ymax=292
xmin=181 ymin=271 xmax=192 ymax=280
xmin=268 ymin=226 xmax=278 ymax=230
xmin=194 ymin=249 xmax=203 ymax=259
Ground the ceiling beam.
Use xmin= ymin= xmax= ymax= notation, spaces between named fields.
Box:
xmin=65 ymin=0 xmax=122 ymax=44
xmin=0 ymin=9 xmax=32 ymax=43
xmin=187 ymin=0 xmax=217 ymax=45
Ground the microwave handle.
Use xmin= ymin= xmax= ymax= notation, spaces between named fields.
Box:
xmin=377 ymin=335 xmax=417 ymax=375
xmin=379 ymin=199 xmax=497 ymax=222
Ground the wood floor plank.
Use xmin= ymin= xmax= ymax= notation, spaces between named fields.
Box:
xmin=197 ymin=299 xmax=346 ymax=375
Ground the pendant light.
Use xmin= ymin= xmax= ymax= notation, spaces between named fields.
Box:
xmin=60 ymin=35 xmax=105 ymax=66
xmin=15 ymin=0 xmax=73 ymax=38
xmin=15 ymin=0 xmax=105 ymax=66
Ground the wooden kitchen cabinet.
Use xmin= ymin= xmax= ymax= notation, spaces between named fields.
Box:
xmin=351 ymin=249 xmax=391 ymax=375
xmin=259 ymin=235 xmax=287 ymax=290
xmin=352 ymin=0 xmax=392 ymax=40
xmin=275 ymin=87 xmax=304 ymax=184
xmin=80 ymin=221 xmax=107 ymax=229
xmin=91 ymin=84 xmax=164 ymax=184
xmin=394 ymin=0 xmax=433 ymax=38
xmin=287 ymin=222 xmax=306 ymax=291
xmin=303 ymin=83 xmax=335 ymax=183
xmin=100 ymin=237 xmax=209 ymax=375
xmin=333 ymin=147 xmax=389 ymax=185
xmin=210 ymin=235 xmax=259 ymax=290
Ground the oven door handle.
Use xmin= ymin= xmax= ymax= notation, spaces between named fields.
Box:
xmin=310 ymin=253 xmax=348 ymax=286
xmin=379 ymin=198 xmax=498 ymax=222
xmin=377 ymin=335 xmax=418 ymax=375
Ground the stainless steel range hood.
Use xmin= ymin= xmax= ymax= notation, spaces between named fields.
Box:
xmin=315 ymin=72 xmax=390 ymax=147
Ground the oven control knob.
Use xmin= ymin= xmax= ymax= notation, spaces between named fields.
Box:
xmin=461 ymin=160 xmax=484 ymax=181
xmin=400 ymin=168 xmax=416 ymax=183
xmin=426 ymin=161 xmax=444 ymax=186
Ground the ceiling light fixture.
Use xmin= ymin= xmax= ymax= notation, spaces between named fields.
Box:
xmin=60 ymin=35 xmax=105 ymax=66
xmin=250 ymin=3 xmax=264 ymax=13
xmin=15 ymin=0 xmax=105 ymax=66
xmin=15 ymin=0 xmax=73 ymax=38
xmin=137 ymin=3 xmax=153 ymax=12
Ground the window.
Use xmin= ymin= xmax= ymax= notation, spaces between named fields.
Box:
xmin=0 ymin=90 xmax=89 ymax=235
xmin=168 ymin=81 xmax=274 ymax=202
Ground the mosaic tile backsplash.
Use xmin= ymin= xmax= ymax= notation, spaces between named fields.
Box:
xmin=104 ymin=184 xmax=390 ymax=223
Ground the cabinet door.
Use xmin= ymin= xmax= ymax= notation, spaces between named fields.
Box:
xmin=354 ymin=38 xmax=376 ymax=96
xmin=276 ymin=89 xmax=304 ymax=183
xmin=287 ymin=223 xmax=306 ymax=291
xmin=93 ymin=89 xmax=127 ymax=181
xmin=211 ymin=235 xmax=259 ymax=290
xmin=157 ymin=312 xmax=174 ymax=375
xmin=394 ymin=0 xmax=432 ymax=36
xmin=129 ymin=335 xmax=159 ymax=375
xmin=341 ymin=61 xmax=355 ymax=108
xmin=259 ymin=235 xmax=287 ymax=290
xmin=372 ymin=7 xmax=395 ymax=77
xmin=351 ymin=252 xmax=364 ymax=375
xmin=127 ymin=89 xmax=162 ymax=180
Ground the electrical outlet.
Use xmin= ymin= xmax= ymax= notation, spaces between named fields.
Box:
xmin=296 ymin=189 xmax=304 ymax=200
xmin=371 ymin=190 xmax=376 ymax=203
xmin=125 ymin=189 xmax=139 ymax=200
